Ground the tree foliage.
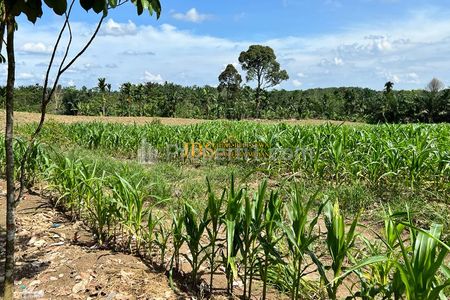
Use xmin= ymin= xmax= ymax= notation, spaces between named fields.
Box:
xmin=427 ymin=78 xmax=445 ymax=93
xmin=218 ymin=64 xmax=242 ymax=119
xmin=8 ymin=0 xmax=161 ymax=23
xmin=239 ymin=45 xmax=289 ymax=89
xmin=238 ymin=45 xmax=289 ymax=116
xmin=6 ymin=82 xmax=449 ymax=123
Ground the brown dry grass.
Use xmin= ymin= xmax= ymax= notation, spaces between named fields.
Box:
xmin=0 ymin=110 xmax=364 ymax=127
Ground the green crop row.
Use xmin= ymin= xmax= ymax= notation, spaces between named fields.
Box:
xmin=39 ymin=159 xmax=450 ymax=299
xmin=26 ymin=121 xmax=450 ymax=190
xmin=1 ymin=133 xmax=450 ymax=299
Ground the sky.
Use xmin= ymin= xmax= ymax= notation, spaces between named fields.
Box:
xmin=5 ymin=0 xmax=450 ymax=90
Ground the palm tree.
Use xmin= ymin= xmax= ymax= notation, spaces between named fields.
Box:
xmin=120 ymin=82 xmax=133 ymax=116
xmin=97 ymin=77 xmax=108 ymax=116
xmin=384 ymin=81 xmax=394 ymax=94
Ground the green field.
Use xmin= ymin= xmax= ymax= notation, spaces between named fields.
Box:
xmin=2 ymin=120 xmax=449 ymax=299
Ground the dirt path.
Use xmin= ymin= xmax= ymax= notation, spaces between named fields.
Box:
xmin=0 ymin=111 xmax=363 ymax=127
xmin=0 ymin=182 xmax=182 ymax=300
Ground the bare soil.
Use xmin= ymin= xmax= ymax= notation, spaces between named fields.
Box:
xmin=0 ymin=182 xmax=184 ymax=300
xmin=0 ymin=111 xmax=363 ymax=127
xmin=0 ymin=182 xmax=291 ymax=299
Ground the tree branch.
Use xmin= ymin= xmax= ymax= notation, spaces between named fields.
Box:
xmin=16 ymin=1 xmax=105 ymax=203
xmin=60 ymin=15 xmax=105 ymax=74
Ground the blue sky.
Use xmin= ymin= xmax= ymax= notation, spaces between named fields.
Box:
xmin=5 ymin=0 xmax=450 ymax=90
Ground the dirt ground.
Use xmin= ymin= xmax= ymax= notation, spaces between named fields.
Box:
xmin=0 ymin=182 xmax=291 ymax=300
xmin=0 ymin=111 xmax=362 ymax=127
xmin=0 ymin=182 xmax=186 ymax=300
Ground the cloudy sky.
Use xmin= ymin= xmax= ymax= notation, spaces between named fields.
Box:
xmin=5 ymin=0 xmax=450 ymax=90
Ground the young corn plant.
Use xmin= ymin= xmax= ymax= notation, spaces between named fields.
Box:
xmin=282 ymin=189 xmax=325 ymax=300
xmin=111 ymin=174 xmax=146 ymax=252
xmin=170 ymin=209 xmax=184 ymax=276
xmin=153 ymin=220 xmax=171 ymax=269
xmin=145 ymin=209 xmax=161 ymax=263
xmin=205 ymin=178 xmax=225 ymax=295
xmin=241 ymin=180 xmax=267 ymax=299
xmin=310 ymin=200 xmax=360 ymax=300
xmin=182 ymin=202 xmax=209 ymax=285
xmin=392 ymin=211 xmax=450 ymax=300
xmin=351 ymin=208 xmax=406 ymax=299
xmin=223 ymin=174 xmax=244 ymax=295
xmin=47 ymin=156 xmax=85 ymax=218
xmin=84 ymin=174 xmax=116 ymax=245
xmin=260 ymin=189 xmax=283 ymax=300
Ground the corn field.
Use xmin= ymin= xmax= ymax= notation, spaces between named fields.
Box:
xmin=30 ymin=122 xmax=448 ymax=186
xmin=3 ymin=122 xmax=450 ymax=299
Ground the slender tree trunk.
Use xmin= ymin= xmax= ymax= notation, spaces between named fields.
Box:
xmin=102 ymin=95 xmax=106 ymax=116
xmin=3 ymin=14 xmax=16 ymax=300
xmin=255 ymin=86 xmax=261 ymax=118
xmin=255 ymin=72 xmax=262 ymax=118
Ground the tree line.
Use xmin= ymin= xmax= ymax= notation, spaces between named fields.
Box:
xmin=3 ymin=78 xmax=449 ymax=123
xmin=1 ymin=44 xmax=449 ymax=123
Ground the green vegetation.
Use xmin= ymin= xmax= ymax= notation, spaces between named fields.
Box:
xmin=23 ymin=121 xmax=449 ymax=193
xmin=4 ymin=78 xmax=449 ymax=123
xmin=2 ymin=119 xmax=449 ymax=298
xmin=2 ymin=45 xmax=449 ymax=124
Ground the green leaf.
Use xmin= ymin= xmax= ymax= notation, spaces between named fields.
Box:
xmin=44 ymin=0 xmax=67 ymax=15
xmin=92 ymin=0 xmax=106 ymax=14
xmin=335 ymin=255 xmax=390 ymax=282
xmin=136 ymin=0 xmax=144 ymax=16
xmin=80 ymin=0 xmax=95 ymax=11
xmin=11 ymin=0 xmax=44 ymax=23
xmin=108 ymin=0 xmax=118 ymax=8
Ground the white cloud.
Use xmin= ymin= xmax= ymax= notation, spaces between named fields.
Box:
xmin=18 ymin=72 xmax=35 ymax=80
xmin=334 ymin=57 xmax=344 ymax=66
xmin=20 ymin=42 xmax=51 ymax=54
xmin=101 ymin=19 xmax=137 ymax=36
xmin=143 ymin=71 xmax=164 ymax=83
xmin=122 ymin=50 xmax=156 ymax=56
xmin=172 ymin=8 xmax=212 ymax=23
xmin=8 ymin=9 xmax=450 ymax=90
xmin=292 ymin=79 xmax=303 ymax=87
xmin=405 ymin=72 xmax=420 ymax=84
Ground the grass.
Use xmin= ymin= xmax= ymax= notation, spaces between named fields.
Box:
xmin=2 ymin=119 xmax=450 ymax=299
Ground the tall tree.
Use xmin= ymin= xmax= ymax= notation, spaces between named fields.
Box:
xmin=218 ymin=64 xmax=242 ymax=118
xmin=384 ymin=81 xmax=394 ymax=94
xmin=1 ymin=1 xmax=161 ymax=299
xmin=120 ymin=82 xmax=133 ymax=116
xmin=424 ymin=78 xmax=446 ymax=122
xmin=238 ymin=45 xmax=289 ymax=117
xmin=97 ymin=77 xmax=110 ymax=116
xmin=383 ymin=81 xmax=398 ymax=122
xmin=427 ymin=77 xmax=445 ymax=93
